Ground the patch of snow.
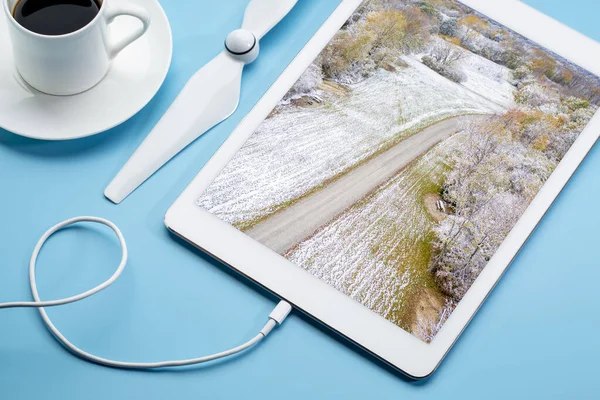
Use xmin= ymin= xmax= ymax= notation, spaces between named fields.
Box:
xmin=458 ymin=51 xmax=516 ymax=109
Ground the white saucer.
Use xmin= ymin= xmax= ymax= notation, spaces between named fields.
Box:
xmin=0 ymin=0 xmax=172 ymax=140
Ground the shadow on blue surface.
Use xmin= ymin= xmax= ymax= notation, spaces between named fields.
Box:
xmin=0 ymin=73 xmax=175 ymax=159
xmin=167 ymin=229 xmax=442 ymax=384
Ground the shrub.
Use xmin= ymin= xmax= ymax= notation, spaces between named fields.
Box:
xmin=512 ymin=65 xmax=532 ymax=82
xmin=319 ymin=31 xmax=366 ymax=81
xmin=459 ymin=14 xmax=489 ymax=36
xmin=284 ymin=63 xmax=323 ymax=101
xmin=461 ymin=30 xmax=506 ymax=65
xmin=419 ymin=2 xmax=437 ymax=17
xmin=564 ymin=96 xmax=590 ymax=112
xmin=364 ymin=9 xmax=408 ymax=50
xmin=550 ymin=69 xmax=574 ymax=86
xmin=532 ymin=135 xmax=550 ymax=151
xmin=421 ymin=55 xmax=439 ymax=69
xmin=489 ymin=29 xmax=507 ymax=43
xmin=591 ymin=87 xmax=600 ymax=105
xmin=441 ymin=66 xmax=466 ymax=83
xmin=529 ymin=51 xmax=558 ymax=78
xmin=514 ymin=82 xmax=561 ymax=110
xmin=565 ymin=106 xmax=596 ymax=131
xmin=400 ymin=6 xmax=434 ymax=53
xmin=501 ymin=42 xmax=526 ymax=69
xmin=319 ymin=9 xmax=411 ymax=83
xmin=422 ymin=41 xmax=467 ymax=83
xmin=480 ymin=44 xmax=505 ymax=65
xmin=429 ymin=41 xmax=467 ymax=65
xmin=439 ymin=17 xmax=459 ymax=37
xmin=422 ymin=55 xmax=466 ymax=83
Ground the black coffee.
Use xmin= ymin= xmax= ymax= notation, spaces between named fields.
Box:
xmin=13 ymin=0 xmax=102 ymax=36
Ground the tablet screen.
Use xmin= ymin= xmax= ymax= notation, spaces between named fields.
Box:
xmin=197 ymin=0 xmax=600 ymax=343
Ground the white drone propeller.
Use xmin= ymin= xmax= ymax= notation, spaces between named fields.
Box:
xmin=105 ymin=0 xmax=299 ymax=204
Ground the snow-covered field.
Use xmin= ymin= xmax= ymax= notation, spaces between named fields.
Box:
xmin=285 ymin=137 xmax=459 ymax=328
xmin=197 ymin=56 xmax=514 ymax=227
xmin=457 ymin=51 xmax=516 ymax=109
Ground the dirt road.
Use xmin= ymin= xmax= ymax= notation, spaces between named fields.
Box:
xmin=245 ymin=115 xmax=488 ymax=254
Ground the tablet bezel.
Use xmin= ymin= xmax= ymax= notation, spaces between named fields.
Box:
xmin=165 ymin=0 xmax=600 ymax=378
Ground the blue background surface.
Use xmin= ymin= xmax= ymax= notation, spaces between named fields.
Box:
xmin=0 ymin=0 xmax=598 ymax=398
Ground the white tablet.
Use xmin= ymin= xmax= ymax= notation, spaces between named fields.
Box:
xmin=166 ymin=0 xmax=600 ymax=378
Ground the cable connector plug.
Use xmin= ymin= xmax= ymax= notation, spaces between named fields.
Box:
xmin=269 ymin=301 xmax=292 ymax=325
xmin=259 ymin=301 xmax=292 ymax=337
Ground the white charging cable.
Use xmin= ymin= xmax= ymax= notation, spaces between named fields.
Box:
xmin=0 ymin=216 xmax=292 ymax=369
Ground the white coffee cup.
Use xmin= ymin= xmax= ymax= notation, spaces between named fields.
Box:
xmin=2 ymin=0 xmax=151 ymax=96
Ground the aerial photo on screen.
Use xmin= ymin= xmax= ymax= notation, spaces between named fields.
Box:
xmin=198 ymin=0 xmax=600 ymax=342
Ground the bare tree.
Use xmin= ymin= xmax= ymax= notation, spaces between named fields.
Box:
xmin=429 ymin=41 xmax=468 ymax=67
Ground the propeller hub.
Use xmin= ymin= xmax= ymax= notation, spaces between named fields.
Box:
xmin=225 ymin=29 xmax=259 ymax=64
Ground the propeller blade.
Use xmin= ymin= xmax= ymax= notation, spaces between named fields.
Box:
xmin=105 ymin=51 xmax=244 ymax=204
xmin=242 ymin=0 xmax=298 ymax=40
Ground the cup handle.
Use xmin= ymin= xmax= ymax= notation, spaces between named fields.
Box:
xmin=105 ymin=4 xmax=151 ymax=60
